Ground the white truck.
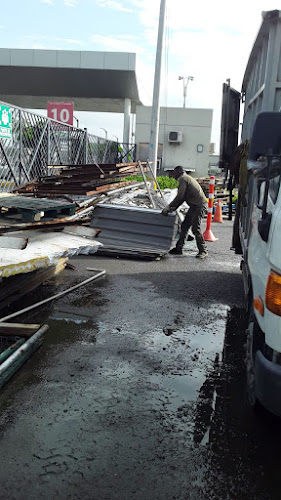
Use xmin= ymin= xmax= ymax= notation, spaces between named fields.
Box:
xmin=221 ymin=10 xmax=281 ymax=416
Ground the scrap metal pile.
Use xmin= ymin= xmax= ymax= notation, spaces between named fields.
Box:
xmin=0 ymin=160 xmax=178 ymax=389
xmin=0 ymin=160 xmax=176 ymax=309
xmin=16 ymin=161 xmax=148 ymax=197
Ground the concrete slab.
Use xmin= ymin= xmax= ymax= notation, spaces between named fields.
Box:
xmin=0 ymin=48 xmax=142 ymax=113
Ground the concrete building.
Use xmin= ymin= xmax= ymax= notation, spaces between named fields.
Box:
xmin=135 ymin=106 xmax=213 ymax=177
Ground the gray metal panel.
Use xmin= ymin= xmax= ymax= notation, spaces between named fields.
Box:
xmin=241 ymin=10 xmax=281 ymax=141
xmin=90 ymin=204 xmax=176 ymax=256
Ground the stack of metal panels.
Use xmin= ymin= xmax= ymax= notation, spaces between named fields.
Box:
xmin=90 ymin=204 xmax=177 ymax=259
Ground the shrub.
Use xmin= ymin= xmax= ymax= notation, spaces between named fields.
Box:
xmin=124 ymin=175 xmax=178 ymax=190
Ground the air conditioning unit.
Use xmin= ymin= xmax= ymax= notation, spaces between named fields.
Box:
xmin=168 ymin=131 xmax=183 ymax=143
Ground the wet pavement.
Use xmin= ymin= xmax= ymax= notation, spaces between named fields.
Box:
xmin=0 ymin=220 xmax=280 ymax=500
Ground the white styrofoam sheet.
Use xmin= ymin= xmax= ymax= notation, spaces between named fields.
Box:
xmin=0 ymin=230 xmax=102 ymax=277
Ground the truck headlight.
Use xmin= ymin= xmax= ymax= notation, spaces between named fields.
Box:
xmin=265 ymin=270 xmax=281 ymax=316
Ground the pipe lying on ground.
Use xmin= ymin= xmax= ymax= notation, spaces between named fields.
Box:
xmin=0 ymin=339 xmax=25 ymax=365
xmin=0 ymin=324 xmax=49 ymax=388
xmin=0 ymin=269 xmax=106 ymax=323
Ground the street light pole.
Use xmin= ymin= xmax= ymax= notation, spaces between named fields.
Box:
xmin=73 ymin=115 xmax=79 ymax=128
xmin=100 ymin=128 xmax=108 ymax=140
xmin=178 ymin=75 xmax=194 ymax=108
xmin=148 ymin=0 xmax=166 ymax=178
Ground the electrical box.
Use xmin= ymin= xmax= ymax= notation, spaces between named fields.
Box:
xmin=168 ymin=131 xmax=183 ymax=143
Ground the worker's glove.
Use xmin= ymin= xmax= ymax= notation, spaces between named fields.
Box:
xmin=162 ymin=206 xmax=171 ymax=216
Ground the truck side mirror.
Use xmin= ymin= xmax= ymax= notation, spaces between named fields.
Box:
xmin=256 ymin=176 xmax=272 ymax=242
xmin=258 ymin=213 xmax=272 ymax=242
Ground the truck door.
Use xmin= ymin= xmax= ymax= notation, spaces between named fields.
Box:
xmin=219 ymin=82 xmax=241 ymax=218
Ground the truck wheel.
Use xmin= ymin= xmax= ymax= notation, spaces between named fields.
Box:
xmin=245 ymin=308 xmax=257 ymax=407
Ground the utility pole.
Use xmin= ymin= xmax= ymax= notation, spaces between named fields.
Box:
xmin=148 ymin=0 xmax=166 ymax=178
xmin=100 ymin=128 xmax=108 ymax=140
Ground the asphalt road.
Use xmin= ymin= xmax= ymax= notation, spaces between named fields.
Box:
xmin=0 ymin=220 xmax=280 ymax=500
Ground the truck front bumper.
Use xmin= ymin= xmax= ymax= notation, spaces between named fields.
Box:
xmin=255 ymin=350 xmax=281 ymax=417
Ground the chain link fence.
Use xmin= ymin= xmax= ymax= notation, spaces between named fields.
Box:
xmin=0 ymin=102 xmax=136 ymax=192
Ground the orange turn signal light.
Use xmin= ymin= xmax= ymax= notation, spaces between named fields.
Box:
xmin=254 ymin=296 xmax=264 ymax=316
xmin=265 ymin=270 xmax=281 ymax=316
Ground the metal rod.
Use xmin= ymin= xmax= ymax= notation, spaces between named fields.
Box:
xmin=0 ymin=324 xmax=49 ymax=379
xmin=0 ymin=270 xmax=106 ymax=323
xmin=27 ymin=121 xmax=48 ymax=174
xmin=0 ymin=141 xmax=19 ymax=185
xmin=101 ymin=182 xmax=144 ymax=198
xmin=0 ymin=339 xmax=25 ymax=365
xmin=146 ymin=160 xmax=166 ymax=202
xmin=137 ymin=160 xmax=156 ymax=208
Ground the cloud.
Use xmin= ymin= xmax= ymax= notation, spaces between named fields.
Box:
xmin=64 ymin=0 xmax=78 ymax=6
xmin=55 ymin=37 xmax=85 ymax=46
xmin=41 ymin=0 xmax=54 ymax=4
xmin=90 ymin=34 xmax=145 ymax=54
xmin=97 ymin=0 xmax=133 ymax=13
xmin=21 ymin=34 xmax=85 ymax=50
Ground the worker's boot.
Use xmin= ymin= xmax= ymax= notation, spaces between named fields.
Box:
xmin=196 ymin=251 xmax=208 ymax=259
xmin=169 ymin=246 xmax=183 ymax=255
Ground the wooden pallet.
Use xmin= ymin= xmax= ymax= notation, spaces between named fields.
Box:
xmin=0 ymin=195 xmax=75 ymax=222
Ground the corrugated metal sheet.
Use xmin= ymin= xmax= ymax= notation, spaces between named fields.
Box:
xmin=90 ymin=204 xmax=176 ymax=258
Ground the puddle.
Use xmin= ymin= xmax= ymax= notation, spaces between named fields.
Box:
xmin=50 ymin=311 xmax=90 ymax=324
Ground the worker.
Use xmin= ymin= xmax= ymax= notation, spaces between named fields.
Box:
xmin=162 ymin=165 xmax=208 ymax=258
xmin=230 ymin=140 xmax=250 ymax=254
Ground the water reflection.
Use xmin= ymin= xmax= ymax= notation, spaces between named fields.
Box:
xmin=191 ymin=306 xmax=281 ymax=499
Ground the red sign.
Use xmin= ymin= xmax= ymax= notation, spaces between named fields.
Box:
xmin=47 ymin=101 xmax=74 ymax=126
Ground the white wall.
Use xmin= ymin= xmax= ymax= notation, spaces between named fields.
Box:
xmin=135 ymin=106 xmax=213 ymax=177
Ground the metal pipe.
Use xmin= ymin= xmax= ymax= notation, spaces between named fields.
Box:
xmin=138 ymin=161 xmax=156 ymax=208
xmin=0 ymin=339 xmax=25 ymax=365
xmin=0 ymin=270 xmax=106 ymax=323
xmin=145 ymin=160 xmax=166 ymax=202
xmin=0 ymin=324 xmax=49 ymax=378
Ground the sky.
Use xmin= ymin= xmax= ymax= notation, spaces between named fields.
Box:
xmin=1 ymin=0 xmax=279 ymax=153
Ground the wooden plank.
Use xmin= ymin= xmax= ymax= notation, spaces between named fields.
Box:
xmin=0 ymin=323 xmax=41 ymax=337
xmin=0 ymin=218 xmax=90 ymax=234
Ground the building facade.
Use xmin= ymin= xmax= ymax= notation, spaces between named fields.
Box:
xmin=135 ymin=106 xmax=213 ymax=178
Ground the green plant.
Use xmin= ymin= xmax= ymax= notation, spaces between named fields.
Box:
xmin=156 ymin=176 xmax=179 ymax=190
xmin=124 ymin=175 xmax=143 ymax=183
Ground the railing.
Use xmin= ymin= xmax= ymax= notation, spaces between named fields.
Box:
xmin=0 ymin=101 xmax=136 ymax=192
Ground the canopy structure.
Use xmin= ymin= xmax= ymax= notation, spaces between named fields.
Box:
xmin=0 ymin=48 xmax=143 ymax=141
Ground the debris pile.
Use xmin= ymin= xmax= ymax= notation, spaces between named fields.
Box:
xmin=0 ymin=159 xmax=178 ymax=310
xmin=16 ymin=162 xmax=149 ymax=197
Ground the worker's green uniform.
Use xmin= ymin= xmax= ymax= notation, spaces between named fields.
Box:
xmin=168 ymin=172 xmax=208 ymax=253
xmin=231 ymin=140 xmax=250 ymax=253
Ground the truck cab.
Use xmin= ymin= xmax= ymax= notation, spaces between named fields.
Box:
xmin=240 ymin=112 xmax=281 ymax=415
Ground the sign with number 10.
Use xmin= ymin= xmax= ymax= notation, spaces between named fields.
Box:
xmin=47 ymin=101 xmax=74 ymax=126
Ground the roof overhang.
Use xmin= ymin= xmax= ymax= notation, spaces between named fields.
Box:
xmin=0 ymin=48 xmax=143 ymax=113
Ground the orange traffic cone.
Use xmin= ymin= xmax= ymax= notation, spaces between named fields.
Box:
xmin=213 ymin=200 xmax=223 ymax=223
